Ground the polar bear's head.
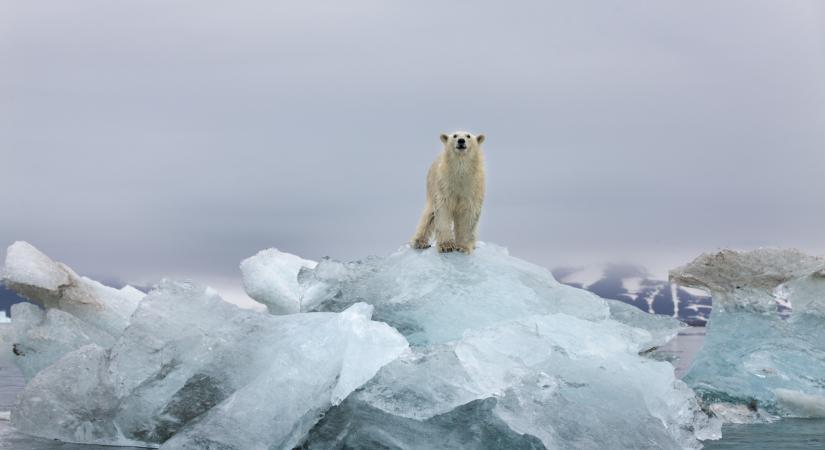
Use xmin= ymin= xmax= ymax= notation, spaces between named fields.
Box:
xmin=440 ymin=131 xmax=485 ymax=155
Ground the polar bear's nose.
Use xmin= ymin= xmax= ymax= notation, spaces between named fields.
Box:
xmin=457 ymin=138 xmax=466 ymax=145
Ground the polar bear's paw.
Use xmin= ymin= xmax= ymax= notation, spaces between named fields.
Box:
xmin=438 ymin=241 xmax=459 ymax=253
xmin=456 ymin=243 xmax=474 ymax=254
xmin=412 ymin=238 xmax=431 ymax=249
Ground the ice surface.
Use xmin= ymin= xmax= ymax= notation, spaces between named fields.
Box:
xmin=606 ymin=299 xmax=687 ymax=349
xmin=9 ymin=303 xmax=114 ymax=380
xmin=240 ymin=247 xmax=317 ymax=314
xmin=11 ymin=279 xmax=407 ymax=448
xmin=295 ymin=243 xmax=614 ymax=344
xmin=3 ymin=242 xmax=144 ymax=338
xmin=302 ymin=397 xmax=546 ymax=450
xmin=671 ymin=249 xmax=825 ymax=419
xmin=0 ymin=323 xmax=13 ymax=369
xmin=3 ymin=242 xmax=70 ymax=293
xmin=295 ymin=243 xmax=684 ymax=348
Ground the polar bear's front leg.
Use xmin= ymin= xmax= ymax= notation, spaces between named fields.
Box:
xmin=434 ymin=207 xmax=457 ymax=253
xmin=411 ymin=202 xmax=435 ymax=249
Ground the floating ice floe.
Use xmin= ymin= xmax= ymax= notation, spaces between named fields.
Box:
xmin=671 ymin=248 xmax=825 ymax=419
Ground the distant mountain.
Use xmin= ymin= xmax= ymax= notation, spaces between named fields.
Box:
xmin=552 ymin=263 xmax=712 ymax=326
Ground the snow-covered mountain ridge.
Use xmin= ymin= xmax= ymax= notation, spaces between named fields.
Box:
xmin=553 ymin=263 xmax=712 ymax=325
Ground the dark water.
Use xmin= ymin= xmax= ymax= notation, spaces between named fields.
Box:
xmin=704 ymin=420 xmax=825 ymax=449
xmin=0 ymin=329 xmax=823 ymax=449
xmin=0 ymin=426 xmax=148 ymax=450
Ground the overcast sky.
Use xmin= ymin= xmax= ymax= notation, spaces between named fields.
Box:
xmin=2 ymin=1 xmax=824 ymax=304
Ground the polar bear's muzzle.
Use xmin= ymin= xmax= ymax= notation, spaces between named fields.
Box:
xmin=456 ymin=138 xmax=468 ymax=151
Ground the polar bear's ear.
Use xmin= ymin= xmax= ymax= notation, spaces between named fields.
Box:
xmin=476 ymin=134 xmax=485 ymax=144
xmin=440 ymin=134 xmax=449 ymax=144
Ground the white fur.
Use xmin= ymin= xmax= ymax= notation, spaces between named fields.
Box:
xmin=411 ymin=131 xmax=486 ymax=253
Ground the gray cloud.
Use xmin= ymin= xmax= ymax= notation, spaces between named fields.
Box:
xmin=2 ymin=0 xmax=824 ymax=290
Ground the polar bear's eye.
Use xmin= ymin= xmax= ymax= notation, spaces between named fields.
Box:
xmin=452 ymin=134 xmax=457 ymax=138
xmin=466 ymin=134 xmax=470 ymax=138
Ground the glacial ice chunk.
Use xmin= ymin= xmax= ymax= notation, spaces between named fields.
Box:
xmin=11 ymin=280 xmax=407 ymax=448
xmin=240 ymin=247 xmax=317 ymax=314
xmin=3 ymin=241 xmax=144 ymax=338
xmin=671 ymin=249 xmax=825 ymax=418
xmin=240 ymin=243 xmax=718 ymax=449
xmin=303 ymin=314 xmax=718 ymax=449
xmin=11 ymin=344 xmax=135 ymax=446
xmin=3 ymin=242 xmax=70 ymax=293
xmin=9 ymin=303 xmax=114 ymax=380
xmin=606 ymin=299 xmax=686 ymax=350
xmin=670 ymin=248 xmax=823 ymax=313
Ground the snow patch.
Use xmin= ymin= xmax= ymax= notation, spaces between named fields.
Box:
xmin=556 ymin=264 xmax=604 ymax=289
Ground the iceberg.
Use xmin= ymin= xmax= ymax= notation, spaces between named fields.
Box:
xmin=2 ymin=240 xmax=723 ymax=448
xmin=248 ymin=243 xmax=719 ymax=449
xmin=671 ymin=249 xmax=825 ymax=419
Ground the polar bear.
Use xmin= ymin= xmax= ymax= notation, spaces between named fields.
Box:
xmin=411 ymin=131 xmax=486 ymax=253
